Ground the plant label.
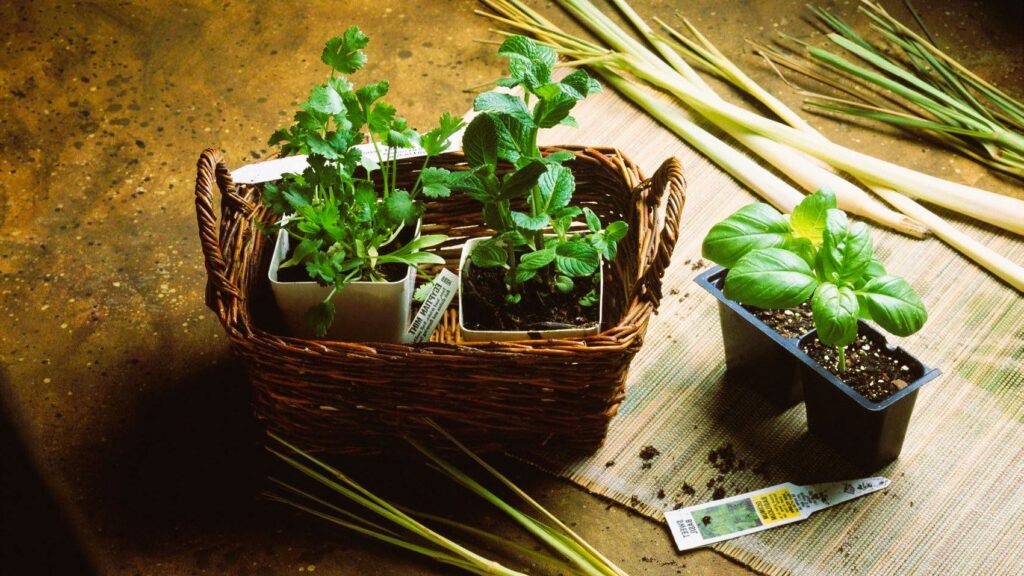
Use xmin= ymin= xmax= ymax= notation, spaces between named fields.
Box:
xmin=406 ymin=269 xmax=459 ymax=343
xmin=664 ymin=477 xmax=890 ymax=551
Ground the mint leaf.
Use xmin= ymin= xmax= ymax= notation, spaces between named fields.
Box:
xmin=583 ymin=207 xmax=601 ymax=232
xmin=533 ymin=91 xmax=577 ymax=128
xmin=470 ymin=238 xmax=507 ymax=268
xmin=520 ymin=247 xmax=556 ymax=270
xmin=500 ymin=160 xmax=546 ymax=200
xmin=555 ymin=241 xmax=600 ymax=276
xmin=321 ymin=27 xmax=369 ymax=74
xmin=554 ymin=275 xmax=574 ymax=293
xmin=723 ymin=248 xmax=818 ymax=309
xmin=812 ymin=283 xmax=859 ymax=347
xmin=790 ymin=188 xmax=836 ymax=245
xmin=474 ymin=92 xmax=535 ymax=127
xmin=701 ymin=203 xmax=793 ymax=268
xmin=538 ymin=165 xmax=574 ymax=211
xmin=858 ymin=275 xmax=927 ymax=336
xmin=511 ymin=211 xmax=550 ymax=231
xmin=604 ymin=220 xmax=628 ymax=242
xmin=463 ymin=114 xmax=498 ymax=169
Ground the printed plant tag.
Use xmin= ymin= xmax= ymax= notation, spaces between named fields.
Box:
xmin=665 ymin=477 xmax=890 ymax=551
xmin=406 ymin=269 xmax=459 ymax=343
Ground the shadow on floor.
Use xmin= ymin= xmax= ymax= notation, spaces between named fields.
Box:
xmin=1 ymin=366 xmax=94 ymax=574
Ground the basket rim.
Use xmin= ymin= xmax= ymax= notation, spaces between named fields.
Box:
xmin=194 ymin=145 xmax=685 ymax=354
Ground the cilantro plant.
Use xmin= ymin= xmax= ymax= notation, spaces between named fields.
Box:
xmin=263 ymin=27 xmax=465 ymax=337
xmin=702 ymin=189 xmax=927 ymax=373
xmin=453 ymin=36 xmax=628 ymax=306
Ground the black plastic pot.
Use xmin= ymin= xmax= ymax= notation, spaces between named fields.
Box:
xmin=796 ymin=322 xmax=941 ymax=470
xmin=694 ymin=266 xmax=803 ymax=407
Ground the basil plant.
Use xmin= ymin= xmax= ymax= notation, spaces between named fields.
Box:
xmin=702 ymin=189 xmax=927 ymax=373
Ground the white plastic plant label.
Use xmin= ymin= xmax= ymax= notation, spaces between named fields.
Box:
xmin=405 ymin=269 xmax=459 ymax=343
xmin=665 ymin=477 xmax=890 ymax=551
xmin=231 ymin=142 xmax=438 ymax=185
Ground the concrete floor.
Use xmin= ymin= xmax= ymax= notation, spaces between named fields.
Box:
xmin=0 ymin=0 xmax=1020 ymax=575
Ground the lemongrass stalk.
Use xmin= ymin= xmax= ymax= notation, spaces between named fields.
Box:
xmin=551 ymin=0 xmax=925 ymax=235
xmin=401 ymin=507 xmax=589 ymax=576
xmin=268 ymin=436 xmax=520 ymax=575
xmin=616 ymin=56 xmax=1024 ymax=234
xmin=866 ymin=184 xmax=1024 ymax=291
xmin=410 ymin=439 xmax=614 ymax=576
xmin=604 ymin=73 xmax=803 ymax=211
xmin=265 ymin=492 xmax=506 ymax=576
xmin=424 ymin=418 xmax=630 ymax=576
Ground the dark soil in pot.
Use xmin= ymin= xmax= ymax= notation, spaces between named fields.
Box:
xmin=744 ymin=301 xmax=815 ymax=339
xmin=461 ymin=265 xmax=599 ymax=331
xmin=801 ymin=333 xmax=925 ymax=403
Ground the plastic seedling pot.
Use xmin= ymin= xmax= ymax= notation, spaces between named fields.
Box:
xmin=694 ymin=266 xmax=804 ymax=407
xmin=797 ymin=321 xmax=941 ymax=470
xmin=268 ymin=225 xmax=418 ymax=343
xmin=458 ymin=237 xmax=603 ymax=342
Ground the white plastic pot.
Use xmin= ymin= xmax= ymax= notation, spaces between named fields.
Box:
xmin=458 ymin=237 xmax=603 ymax=342
xmin=268 ymin=228 xmax=416 ymax=343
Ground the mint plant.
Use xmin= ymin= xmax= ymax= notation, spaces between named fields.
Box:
xmin=263 ymin=27 xmax=465 ymax=337
xmin=702 ymin=190 xmax=927 ymax=373
xmin=453 ymin=36 xmax=628 ymax=306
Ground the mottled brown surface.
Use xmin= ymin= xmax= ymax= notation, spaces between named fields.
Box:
xmin=0 ymin=0 xmax=1020 ymax=575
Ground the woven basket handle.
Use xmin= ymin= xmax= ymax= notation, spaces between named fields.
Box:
xmin=194 ymin=148 xmax=243 ymax=312
xmin=632 ymin=157 xmax=685 ymax=307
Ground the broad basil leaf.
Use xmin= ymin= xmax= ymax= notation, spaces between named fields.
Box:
xmin=701 ymin=203 xmax=792 ymax=268
xmin=554 ymin=241 xmax=600 ymax=276
xmin=812 ymin=283 xmax=859 ymax=346
xmin=790 ymin=188 xmax=836 ymax=245
xmin=723 ymin=248 xmax=818 ymax=309
xmin=821 ymin=209 xmax=872 ymax=285
xmin=858 ymin=275 xmax=927 ymax=337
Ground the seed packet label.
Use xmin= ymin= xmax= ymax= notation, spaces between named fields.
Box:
xmin=665 ymin=477 xmax=890 ymax=551
xmin=405 ymin=268 xmax=459 ymax=343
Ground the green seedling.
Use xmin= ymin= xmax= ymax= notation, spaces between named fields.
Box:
xmin=451 ymin=35 xmax=628 ymax=305
xmin=703 ymin=189 xmax=927 ymax=373
xmin=263 ymin=26 xmax=465 ymax=336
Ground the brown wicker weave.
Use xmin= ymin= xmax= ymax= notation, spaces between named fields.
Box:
xmin=194 ymin=146 xmax=685 ymax=455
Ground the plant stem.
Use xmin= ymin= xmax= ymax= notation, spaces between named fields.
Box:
xmin=837 ymin=345 xmax=847 ymax=374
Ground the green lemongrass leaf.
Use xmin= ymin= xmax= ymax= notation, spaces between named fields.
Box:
xmin=421 ymin=419 xmax=629 ymax=576
xmin=267 ymin=436 xmax=519 ymax=575
xmin=401 ymin=507 xmax=589 ymax=576
xmin=268 ymin=477 xmax=399 ymax=536
xmin=724 ymin=248 xmax=818 ymax=309
xmin=811 ymin=282 xmax=860 ymax=347
xmin=265 ymin=493 xmax=505 ymax=576
xmin=701 ymin=203 xmax=792 ymax=268
xmin=857 ymin=275 xmax=927 ymax=336
xmin=407 ymin=438 xmax=611 ymax=576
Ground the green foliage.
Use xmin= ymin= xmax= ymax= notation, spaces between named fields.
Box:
xmin=703 ymin=189 xmax=927 ymax=372
xmin=264 ymin=27 xmax=465 ymax=337
xmin=454 ymin=35 xmax=624 ymax=305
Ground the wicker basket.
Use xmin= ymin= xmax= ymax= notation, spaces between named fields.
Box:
xmin=194 ymin=146 xmax=685 ymax=455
